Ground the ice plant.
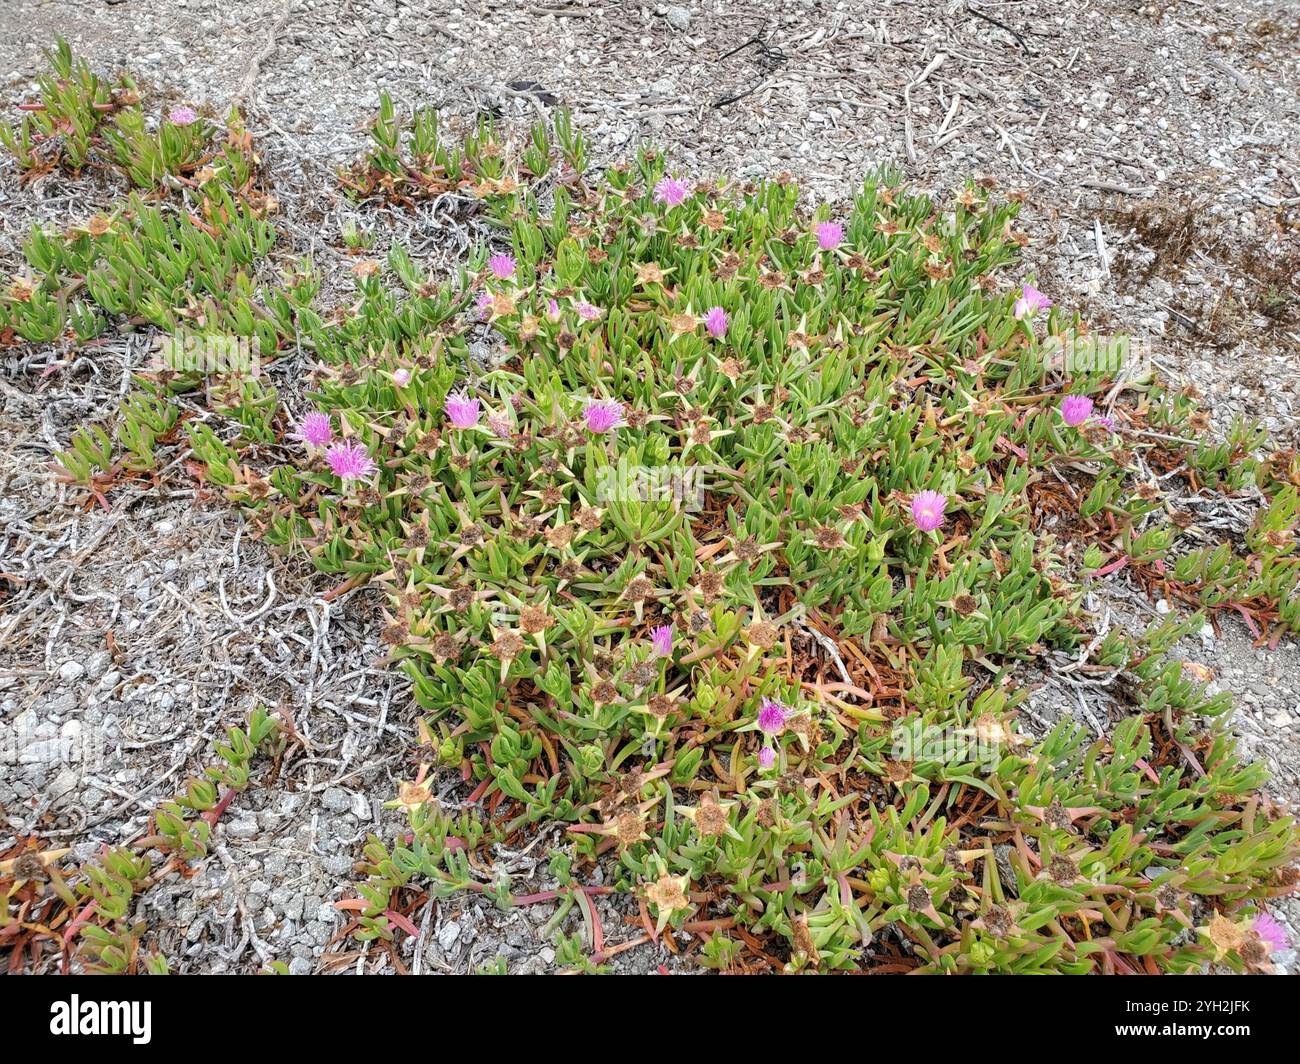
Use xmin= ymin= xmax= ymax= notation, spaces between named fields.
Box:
xmin=653 ymin=176 xmax=690 ymax=208
xmin=1060 ymin=394 xmax=1094 ymax=427
xmin=546 ymin=298 xmax=561 ymax=320
xmin=167 ymin=106 xmax=198 ymax=126
xmin=1014 ymin=283 xmax=1052 ymax=319
xmin=758 ymin=696 xmax=788 ymax=736
xmin=293 ymin=411 xmax=333 ymax=449
xmin=488 ymin=254 xmax=516 ymax=280
xmin=651 ymin=624 xmax=674 ymax=658
xmin=444 ymin=390 xmax=481 ymax=429
xmin=704 ymin=306 xmax=728 ymax=339
xmin=476 ymin=290 xmax=494 ymax=320
xmin=1253 ymin=912 xmax=1288 ymax=954
xmin=575 ymin=300 xmax=601 ymax=321
xmin=392 ymin=367 xmax=411 ymax=387
xmin=325 ymin=441 xmax=376 ymax=483
xmin=815 ymin=221 xmax=843 ymax=250
xmin=758 ymin=746 xmax=776 ymax=770
xmin=911 ymin=490 xmax=947 ymax=532
xmin=583 ymin=399 xmax=624 ymax=434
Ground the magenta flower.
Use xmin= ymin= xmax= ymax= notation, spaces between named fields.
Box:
xmin=1060 ymin=394 xmax=1094 ymax=427
xmin=1095 ymin=414 xmax=1116 ymax=432
xmin=651 ymin=624 xmax=674 ymax=658
xmin=168 ymin=106 xmax=198 ymax=126
xmin=758 ymin=746 xmax=776 ymax=770
xmin=576 ymin=300 xmax=602 ymax=322
xmin=444 ymin=389 xmax=481 ymax=429
xmin=392 ymin=367 xmax=412 ymax=387
xmin=1014 ymin=283 xmax=1052 ymax=319
xmin=488 ymin=254 xmax=516 ymax=280
xmin=583 ymin=399 xmax=625 ymax=434
xmin=293 ymin=411 xmax=333 ymax=449
xmin=815 ymin=221 xmax=843 ymax=250
xmin=546 ymin=298 xmax=561 ymax=321
xmin=911 ymin=490 xmax=947 ymax=532
xmin=1253 ymin=912 xmax=1288 ymax=954
xmin=325 ymin=441 xmax=376 ymax=482
xmin=653 ymin=176 xmax=690 ymax=208
xmin=757 ymin=696 xmax=788 ymax=736
xmin=476 ymin=290 xmax=494 ymax=320
xmin=704 ymin=306 xmax=728 ymax=339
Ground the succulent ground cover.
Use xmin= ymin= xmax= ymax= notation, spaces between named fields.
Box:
xmin=2 ymin=44 xmax=1299 ymax=975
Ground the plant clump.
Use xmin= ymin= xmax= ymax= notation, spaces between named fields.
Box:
xmin=2 ymin=49 xmax=1298 ymax=974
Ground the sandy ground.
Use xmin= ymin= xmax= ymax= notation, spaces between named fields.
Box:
xmin=1 ymin=0 xmax=1298 ymax=973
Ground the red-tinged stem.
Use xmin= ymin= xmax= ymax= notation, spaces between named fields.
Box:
xmin=63 ymin=901 xmax=98 ymax=944
xmin=1104 ymin=949 xmax=1139 ymax=975
xmin=576 ymin=887 xmax=604 ymax=957
xmin=513 ymin=885 xmax=616 ymax=906
xmin=1094 ymin=555 xmax=1129 ymax=577
xmin=1232 ymin=603 xmax=1262 ymax=638
xmin=321 ymin=574 xmax=366 ymax=602
xmin=201 ymin=788 xmax=239 ymax=826
xmin=384 ymin=909 xmax=421 ymax=937
xmin=1134 ymin=758 xmax=1161 ymax=784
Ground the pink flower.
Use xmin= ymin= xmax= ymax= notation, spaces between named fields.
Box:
xmin=392 ymin=367 xmax=412 ymax=387
xmin=487 ymin=410 xmax=514 ymax=438
xmin=444 ymin=389 xmax=481 ymax=429
xmin=488 ymin=254 xmax=516 ymax=280
xmin=325 ymin=441 xmax=376 ymax=482
xmin=651 ymin=624 xmax=674 ymax=658
xmin=757 ymin=697 xmax=787 ymax=736
xmin=546 ymin=298 xmax=561 ymax=320
xmin=704 ymin=306 xmax=728 ymax=339
xmin=583 ymin=399 xmax=624 ymax=434
xmin=1014 ymin=284 xmax=1052 ymax=319
xmin=815 ymin=221 xmax=843 ymax=250
xmin=575 ymin=301 xmax=602 ymax=322
xmin=758 ymin=746 xmax=776 ymax=770
xmin=911 ymin=490 xmax=947 ymax=532
xmin=476 ymin=290 xmax=494 ymax=320
xmin=1253 ymin=912 xmax=1288 ymax=954
xmin=653 ymin=176 xmax=690 ymax=208
xmin=1095 ymin=415 xmax=1116 ymax=432
xmin=168 ymin=106 xmax=198 ymax=126
xmin=293 ymin=411 xmax=333 ymax=448
xmin=1060 ymin=394 xmax=1094 ymax=427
